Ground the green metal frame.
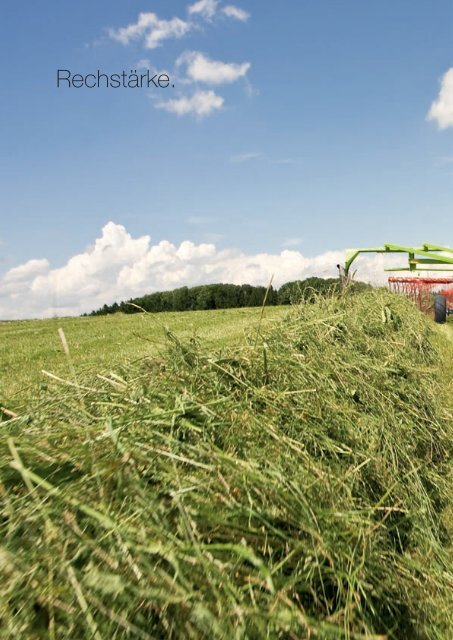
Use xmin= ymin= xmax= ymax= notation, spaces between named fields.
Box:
xmin=344 ymin=243 xmax=453 ymax=277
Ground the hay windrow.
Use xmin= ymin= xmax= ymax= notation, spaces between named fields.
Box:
xmin=1 ymin=289 xmax=452 ymax=639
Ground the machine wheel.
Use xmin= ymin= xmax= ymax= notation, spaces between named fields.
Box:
xmin=434 ymin=294 xmax=447 ymax=324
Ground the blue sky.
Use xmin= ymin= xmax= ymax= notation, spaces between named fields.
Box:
xmin=1 ymin=0 xmax=453 ymax=317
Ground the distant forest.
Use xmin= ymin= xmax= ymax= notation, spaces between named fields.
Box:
xmin=86 ymin=277 xmax=369 ymax=316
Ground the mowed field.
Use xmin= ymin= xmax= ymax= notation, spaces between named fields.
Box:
xmin=0 ymin=292 xmax=452 ymax=638
xmin=0 ymin=306 xmax=287 ymax=407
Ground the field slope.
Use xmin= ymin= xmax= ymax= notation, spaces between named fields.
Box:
xmin=0 ymin=306 xmax=285 ymax=406
xmin=0 ymin=291 xmax=452 ymax=639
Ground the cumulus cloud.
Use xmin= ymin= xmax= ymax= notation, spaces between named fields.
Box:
xmin=222 ymin=5 xmax=250 ymax=21
xmin=178 ymin=51 xmax=251 ymax=85
xmin=108 ymin=12 xmax=191 ymax=49
xmin=0 ymin=222 xmax=417 ymax=320
xmin=187 ymin=0 xmax=218 ymax=19
xmin=3 ymin=259 xmax=50 ymax=284
xmin=107 ymin=6 xmax=253 ymax=118
xmin=427 ymin=68 xmax=453 ymax=130
xmin=156 ymin=90 xmax=224 ymax=117
xmin=108 ymin=2 xmax=250 ymax=50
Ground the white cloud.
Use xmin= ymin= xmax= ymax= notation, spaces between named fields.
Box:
xmin=3 ymin=259 xmax=50 ymax=284
xmin=427 ymin=68 xmax=453 ymax=130
xmin=178 ymin=51 xmax=251 ymax=85
xmin=109 ymin=12 xmax=191 ymax=49
xmin=107 ymin=8 xmax=253 ymax=118
xmin=136 ymin=58 xmax=153 ymax=70
xmin=222 ymin=5 xmax=250 ymax=21
xmin=156 ymin=90 xmax=224 ymax=117
xmin=187 ymin=1 xmax=249 ymax=22
xmin=108 ymin=12 xmax=155 ymax=45
xmin=0 ymin=222 xmax=422 ymax=320
xmin=188 ymin=0 xmax=218 ymax=19
xmin=230 ymin=152 xmax=260 ymax=163
xmin=282 ymin=238 xmax=303 ymax=248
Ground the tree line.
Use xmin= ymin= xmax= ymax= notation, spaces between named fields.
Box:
xmin=86 ymin=277 xmax=368 ymax=316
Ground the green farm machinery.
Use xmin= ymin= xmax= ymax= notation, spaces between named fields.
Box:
xmin=341 ymin=243 xmax=453 ymax=323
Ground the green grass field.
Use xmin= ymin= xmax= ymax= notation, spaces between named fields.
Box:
xmin=1 ymin=295 xmax=452 ymax=639
xmin=0 ymin=306 xmax=286 ymax=408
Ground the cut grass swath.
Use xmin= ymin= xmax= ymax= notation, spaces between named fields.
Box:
xmin=0 ymin=289 xmax=452 ymax=639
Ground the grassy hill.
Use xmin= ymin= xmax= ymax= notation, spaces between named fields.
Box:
xmin=0 ymin=291 xmax=452 ymax=639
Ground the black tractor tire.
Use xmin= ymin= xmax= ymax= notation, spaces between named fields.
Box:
xmin=434 ymin=294 xmax=447 ymax=324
